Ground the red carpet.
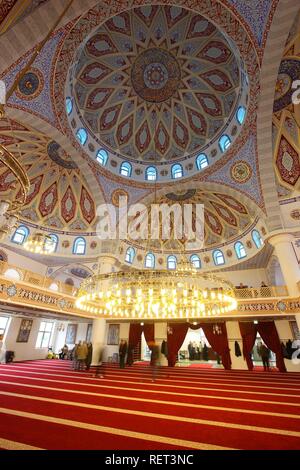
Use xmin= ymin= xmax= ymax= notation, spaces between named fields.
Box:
xmin=0 ymin=360 xmax=299 ymax=450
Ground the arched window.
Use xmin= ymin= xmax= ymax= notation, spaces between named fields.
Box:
xmin=236 ymin=106 xmax=246 ymax=125
xmin=44 ymin=234 xmax=58 ymax=253
xmin=213 ymin=250 xmax=225 ymax=266
xmin=235 ymin=241 xmax=246 ymax=259
xmin=120 ymin=161 xmax=132 ymax=177
xmin=196 ymin=154 xmax=209 ymax=170
xmin=190 ymin=254 xmax=201 ymax=269
xmin=252 ymin=230 xmax=263 ymax=249
xmin=76 ymin=128 xmax=88 ymax=146
xmin=171 ymin=164 xmax=183 ymax=179
xmin=73 ymin=237 xmax=86 ymax=255
xmin=4 ymin=268 xmax=21 ymax=281
xmin=146 ymin=166 xmax=157 ymax=181
xmin=66 ymin=97 xmax=73 ymax=115
xmin=145 ymin=252 xmax=155 ymax=269
xmin=49 ymin=283 xmax=59 ymax=292
xmin=219 ymin=135 xmax=231 ymax=153
xmin=167 ymin=255 xmax=177 ymax=270
xmin=96 ymin=149 xmax=108 ymax=166
xmin=125 ymin=247 xmax=135 ymax=264
xmin=11 ymin=226 xmax=29 ymax=245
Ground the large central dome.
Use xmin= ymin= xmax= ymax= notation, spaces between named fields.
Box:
xmin=68 ymin=5 xmax=247 ymax=173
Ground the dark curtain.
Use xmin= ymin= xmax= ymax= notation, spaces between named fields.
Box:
xmin=127 ymin=323 xmax=155 ymax=364
xmin=239 ymin=321 xmax=287 ymax=372
xmin=257 ymin=321 xmax=286 ymax=372
xmin=239 ymin=322 xmax=257 ymax=370
xmin=167 ymin=323 xmax=189 ymax=366
xmin=200 ymin=323 xmax=232 ymax=370
xmin=167 ymin=322 xmax=231 ymax=369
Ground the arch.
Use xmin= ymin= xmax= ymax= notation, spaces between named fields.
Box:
xmin=167 ymin=255 xmax=177 ymax=270
xmin=235 ymin=241 xmax=247 ymax=259
xmin=196 ymin=154 xmax=209 ymax=170
xmin=236 ymin=106 xmax=246 ymax=125
xmin=44 ymin=234 xmax=58 ymax=253
xmin=66 ymin=97 xmax=73 ymax=115
xmin=65 ymin=278 xmax=74 ymax=286
xmin=96 ymin=149 xmax=108 ymax=166
xmin=252 ymin=230 xmax=263 ymax=249
xmin=0 ymin=250 xmax=8 ymax=262
xmin=190 ymin=254 xmax=201 ymax=269
xmin=4 ymin=268 xmax=21 ymax=281
xmin=120 ymin=161 xmax=132 ymax=177
xmin=125 ymin=247 xmax=135 ymax=264
xmin=11 ymin=225 xmax=29 ymax=245
xmin=76 ymin=128 xmax=88 ymax=146
xmin=146 ymin=166 xmax=157 ymax=181
xmin=73 ymin=237 xmax=86 ymax=255
xmin=219 ymin=135 xmax=231 ymax=153
xmin=213 ymin=250 xmax=225 ymax=266
xmin=171 ymin=164 xmax=183 ymax=179
xmin=145 ymin=252 xmax=155 ymax=268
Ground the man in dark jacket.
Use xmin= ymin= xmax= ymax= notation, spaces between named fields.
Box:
xmin=119 ymin=339 xmax=127 ymax=368
xmin=257 ymin=342 xmax=271 ymax=371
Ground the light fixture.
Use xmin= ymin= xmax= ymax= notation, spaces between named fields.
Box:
xmin=24 ymin=232 xmax=55 ymax=255
xmin=76 ymin=270 xmax=237 ymax=320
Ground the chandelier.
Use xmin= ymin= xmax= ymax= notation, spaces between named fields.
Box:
xmin=76 ymin=268 xmax=237 ymax=320
xmin=24 ymin=232 xmax=55 ymax=255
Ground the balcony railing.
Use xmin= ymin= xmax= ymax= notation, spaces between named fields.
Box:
xmin=233 ymin=286 xmax=288 ymax=299
xmin=0 ymin=261 xmax=78 ymax=296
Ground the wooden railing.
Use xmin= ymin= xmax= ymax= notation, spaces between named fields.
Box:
xmin=233 ymin=286 xmax=288 ymax=299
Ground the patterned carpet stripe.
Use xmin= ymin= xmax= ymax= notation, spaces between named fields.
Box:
xmin=0 ymin=360 xmax=299 ymax=450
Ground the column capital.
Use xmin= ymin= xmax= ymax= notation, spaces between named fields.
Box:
xmin=267 ymin=232 xmax=295 ymax=247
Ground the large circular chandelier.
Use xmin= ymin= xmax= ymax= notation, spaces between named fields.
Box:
xmin=76 ymin=268 xmax=237 ymax=320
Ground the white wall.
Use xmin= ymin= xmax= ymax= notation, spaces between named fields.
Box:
xmin=4 ymin=316 xmax=55 ymax=361
xmin=220 ymin=269 xmax=270 ymax=288
xmin=226 ymin=321 xmax=248 ymax=370
xmin=103 ymin=322 xmax=130 ymax=361
xmin=52 ymin=321 xmax=90 ymax=354
xmin=0 ymin=246 xmax=47 ymax=275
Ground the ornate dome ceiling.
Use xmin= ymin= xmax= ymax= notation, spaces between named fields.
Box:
xmin=126 ymin=188 xmax=255 ymax=253
xmin=67 ymin=5 xmax=248 ymax=180
xmin=0 ymin=119 xmax=96 ymax=233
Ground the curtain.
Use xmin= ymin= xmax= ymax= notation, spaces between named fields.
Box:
xmin=257 ymin=321 xmax=286 ymax=372
xmin=239 ymin=322 xmax=257 ymax=370
xmin=167 ymin=322 xmax=231 ymax=369
xmin=167 ymin=323 xmax=189 ymax=366
xmin=127 ymin=323 xmax=155 ymax=365
xmin=200 ymin=323 xmax=231 ymax=370
xmin=239 ymin=321 xmax=287 ymax=372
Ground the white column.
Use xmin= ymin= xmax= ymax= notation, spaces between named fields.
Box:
xmin=226 ymin=321 xmax=248 ymax=370
xmin=268 ymin=233 xmax=300 ymax=297
xmin=91 ymin=255 xmax=118 ymax=364
xmin=91 ymin=318 xmax=107 ymax=365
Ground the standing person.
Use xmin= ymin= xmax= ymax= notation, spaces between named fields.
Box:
xmin=86 ymin=342 xmax=93 ymax=370
xmin=188 ymin=341 xmax=193 ymax=361
xmin=76 ymin=341 xmax=88 ymax=371
xmin=94 ymin=347 xmax=105 ymax=378
xmin=119 ymin=339 xmax=127 ymax=369
xmin=149 ymin=341 xmax=160 ymax=382
xmin=257 ymin=342 xmax=271 ymax=371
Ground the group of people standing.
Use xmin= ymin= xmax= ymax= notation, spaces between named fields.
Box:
xmin=59 ymin=341 xmax=93 ymax=371
xmin=187 ymin=341 xmax=208 ymax=361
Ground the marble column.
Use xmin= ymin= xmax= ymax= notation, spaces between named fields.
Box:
xmin=268 ymin=233 xmax=300 ymax=297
